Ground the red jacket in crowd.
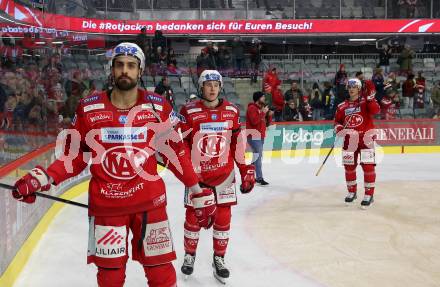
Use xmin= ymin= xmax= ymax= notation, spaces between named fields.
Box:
xmin=262 ymin=69 xmax=281 ymax=92
xmin=271 ymin=88 xmax=285 ymax=112
xmin=246 ymin=102 xmax=272 ymax=139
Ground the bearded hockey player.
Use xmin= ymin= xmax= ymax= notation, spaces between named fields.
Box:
xmin=11 ymin=42 xmax=216 ymax=287
xmin=177 ymin=70 xmax=256 ymax=283
xmin=334 ymin=78 xmax=380 ymax=209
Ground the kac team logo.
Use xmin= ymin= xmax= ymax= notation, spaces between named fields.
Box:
xmin=197 ymin=134 xmax=227 ymax=158
xmin=102 ymin=146 xmax=149 ymax=179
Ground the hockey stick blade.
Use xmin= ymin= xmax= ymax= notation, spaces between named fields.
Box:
xmin=0 ymin=182 xmax=88 ymax=209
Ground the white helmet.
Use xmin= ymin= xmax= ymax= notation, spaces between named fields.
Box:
xmin=111 ymin=42 xmax=145 ymax=72
xmin=347 ymin=78 xmax=362 ymax=90
xmin=198 ymin=70 xmax=223 ymax=88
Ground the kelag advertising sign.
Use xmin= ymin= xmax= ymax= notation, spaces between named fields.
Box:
xmin=264 ymin=120 xmax=440 ymax=151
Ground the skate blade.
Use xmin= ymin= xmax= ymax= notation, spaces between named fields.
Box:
xmin=360 ymin=203 xmax=373 ymax=210
xmin=213 ymin=271 xmax=226 ymax=285
xmin=184 ymin=274 xmax=190 ymax=281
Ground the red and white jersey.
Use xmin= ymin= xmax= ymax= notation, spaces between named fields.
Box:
xmin=46 ymin=89 xmax=198 ymax=217
xmin=178 ymin=99 xmax=245 ymax=186
xmin=380 ymin=97 xmax=400 ymax=120
xmin=334 ymin=97 xmax=380 ymax=135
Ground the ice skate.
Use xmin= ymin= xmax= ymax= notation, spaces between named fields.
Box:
xmin=181 ymin=253 xmax=196 ymax=279
xmin=360 ymin=195 xmax=374 ymax=209
xmin=344 ymin=192 xmax=357 ymax=205
xmin=212 ymin=254 xmax=229 ymax=284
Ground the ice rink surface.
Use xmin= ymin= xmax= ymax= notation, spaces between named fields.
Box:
xmin=13 ymin=153 xmax=440 ymax=287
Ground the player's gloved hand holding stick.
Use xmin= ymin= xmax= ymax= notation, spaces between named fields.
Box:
xmin=13 ymin=166 xmax=51 ymax=204
xmin=189 ymin=184 xmax=217 ymax=229
xmin=239 ymin=165 xmax=256 ymax=194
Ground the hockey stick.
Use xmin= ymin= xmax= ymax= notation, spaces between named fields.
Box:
xmin=315 ymin=92 xmax=363 ymax=176
xmin=0 ymin=182 xmax=88 ymax=209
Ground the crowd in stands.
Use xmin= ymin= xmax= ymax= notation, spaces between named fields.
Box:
xmin=1 ymin=28 xmax=440 ymax=137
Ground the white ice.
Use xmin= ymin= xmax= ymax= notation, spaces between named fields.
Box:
xmin=13 ymin=153 xmax=440 ymax=287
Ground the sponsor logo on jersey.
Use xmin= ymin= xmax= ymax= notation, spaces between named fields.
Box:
xmin=191 ymin=112 xmax=208 ymax=122
xmin=146 ymin=94 xmax=163 ymax=103
xmin=169 ymin=111 xmax=186 ymax=125
xmin=134 ymin=111 xmax=157 ymax=124
xmin=197 ymin=134 xmax=227 ymax=158
xmin=345 ymin=106 xmax=361 ymax=115
xmin=211 ymin=114 xmax=218 ymax=120
xmin=200 ymin=122 xmax=228 ymax=133
xmin=83 ymin=95 xmax=99 ymax=103
xmin=225 ymin=105 xmax=238 ymax=113
xmin=101 ymin=146 xmax=149 ymax=179
xmin=187 ymin=108 xmax=202 ymax=114
xmin=94 ymin=225 xmax=126 ymax=258
xmin=87 ymin=111 xmax=113 ymax=126
xmin=118 ymin=115 xmax=127 ymax=124
xmin=101 ymin=127 xmax=147 ymax=143
xmin=144 ymin=221 xmax=173 ymax=256
xmin=84 ymin=103 xmax=105 ymax=112
xmin=345 ymin=114 xmax=364 ymax=128
xmin=141 ymin=103 xmax=163 ymax=111
xmin=221 ymin=111 xmax=235 ymax=120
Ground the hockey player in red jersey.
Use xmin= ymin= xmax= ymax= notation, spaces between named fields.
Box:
xmin=11 ymin=42 xmax=216 ymax=287
xmin=334 ymin=78 xmax=380 ymax=209
xmin=177 ymin=70 xmax=256 ymax=283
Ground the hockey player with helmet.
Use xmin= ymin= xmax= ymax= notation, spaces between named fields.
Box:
xmin=177 ymin=70 xmax=256 ymax=283
xmin=11 ymin=42 xmax=216 ymax=287
xmin=334 ymin=78 xmax=380 ymax=209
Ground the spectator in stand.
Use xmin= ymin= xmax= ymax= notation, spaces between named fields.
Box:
xmin=300 ymin=95 xmax=313 ymax=121
xmin=402 ymin=73 xmax=415 ymax=109
xmin=246 ymin=91 xmax=272 ymax=186
xmin=284 ymin=80 xmax=303 ymax=106
xmin=250 ymin=39 xmax=263 ymax=84
xmin=65 ymin=70 xmax=86 ymax=99
xmin=334 ymin=64 xmax=348 ymax=106
xmin=231 ymin=37 xmax=245 ymax=75
xmin=372 ymin=67 xmax=385 ymax=102
xmin=378 ymin=44 xmax=392 ymax=75
xmin=415 ymin=71 xmax=427 ymax=103
xmin=263 ymin=67 xmax=281 ymax=93
xmin=283 ymin=99 xmax=303 ymax=121
xmin=196 ymin=48 xmax=216 ymax=76
xmin=355 ymin=71 xmax=364 ymax=81
xmin=136 ymin=27 xmax=150 ymax=57
xmin=413 ymin=82 xmax=425 ymax=109
xmin=380 ymin=85 xmax=401 ymax=120
xmin=166 ymin=48 xmax=179 ymax=75
xmin=310 ymin=82 xmax=324 ymax=120
xmin=271 ymin=85 xmax=285 ymax=122
xmin=385 ymin=72 xmax=401 ymax=94
xmin=0 ymin=36 xmax=23 ymax=67
xmin=398 ymin=44 xmax=415 ymax=75
xmin=431 ymin=80 xmax=440 ymax=117
xmin=322 ymin=81 xmax=336 ymax=120
xmin=155 ymin=76 xmax=175 ymax=107
xmin=216 ymin=44 xmax=231 ymax=74
xmin=398 ymin=0 xmax=417 ymax=18
xmin=152 ymin=30 xmax=167 ymax=56
xmin=42 ymin=53 xmax=63 ymax=74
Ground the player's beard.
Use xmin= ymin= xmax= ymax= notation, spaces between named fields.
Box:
xmin=115 ymin=75 xmax=138 ymax=91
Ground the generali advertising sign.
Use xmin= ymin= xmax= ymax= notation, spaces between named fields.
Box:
xmin=1 ymin=0 xmax=440 ymax=34
xmin=375 ymin=123 xmax=437 ymax=145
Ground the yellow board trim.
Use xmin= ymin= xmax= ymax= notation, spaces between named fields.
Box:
xmin=0 ymin=180 xmax=90 ymax=287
